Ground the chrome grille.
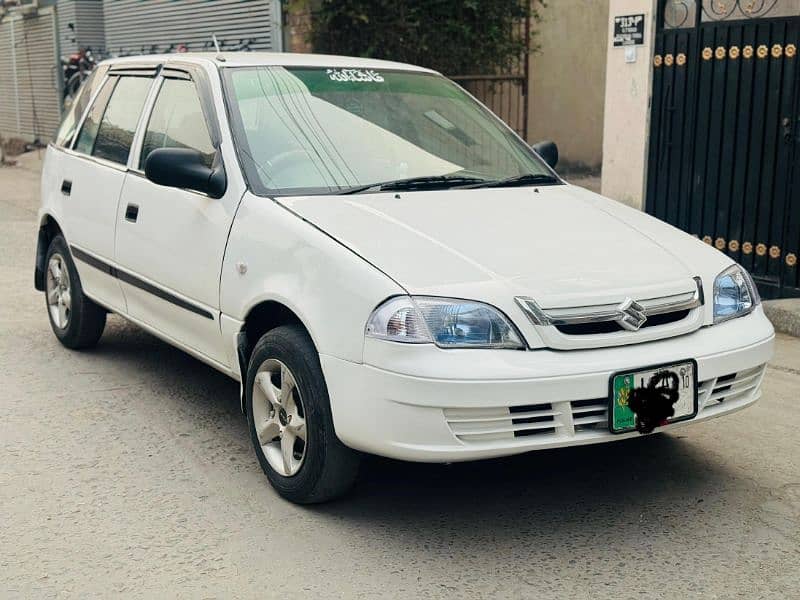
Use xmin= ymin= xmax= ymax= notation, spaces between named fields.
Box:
xmin=517 ymin=282 xmax=702 ymax=332
xmin=514 ymin=278 xmax=706 ymax=350
xmin=555 ymin=309 xmax=690 ymax=335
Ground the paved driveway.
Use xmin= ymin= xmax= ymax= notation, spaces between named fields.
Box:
xmin=2 ymin=153 xmax=798 ymax=599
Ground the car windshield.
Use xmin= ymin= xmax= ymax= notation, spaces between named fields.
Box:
xmin=222 ymin=66 xmax=554 ymax=195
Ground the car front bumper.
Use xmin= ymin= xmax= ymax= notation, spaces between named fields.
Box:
xmin=321 ymin=308 xmax=775 ymax=462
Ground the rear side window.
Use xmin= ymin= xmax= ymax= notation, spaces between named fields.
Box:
xmin=92 ymin=77 xmax=153 ymax=164
xmin=139 ymin=78 xmax=215 ymax=170
xmin=74 ymin=75 xmax=152 ymax=165
xmin=73 ymin=77 xmax=115 ymax=156
xmin=55 ymin=66 xmax=107 ymax=148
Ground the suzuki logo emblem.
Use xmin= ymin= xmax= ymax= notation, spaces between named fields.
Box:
xmin=617 ymin=298 xmax=647 ymax=331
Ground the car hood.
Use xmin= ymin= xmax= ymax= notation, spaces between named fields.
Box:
xmin=276 ymin=184 xmax=731 ymax=308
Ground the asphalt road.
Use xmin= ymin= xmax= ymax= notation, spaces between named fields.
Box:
xmin=2 ymin=153 xmax=799 ymax=599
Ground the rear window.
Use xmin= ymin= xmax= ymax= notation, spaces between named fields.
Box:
xmin=74 ymin=75 xmax=153 ymax=165
xmin=54 ymin=66 xmax=107 ymax=148
xmin=73 ymin=77 xmax=116 ymax=156
xmin=92 ymin=77 xmax=153 ymax=164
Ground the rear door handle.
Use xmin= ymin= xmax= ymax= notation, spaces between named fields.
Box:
xmin=61 ymin=180 xmax=72 ymax=195
xmin=125 ymin=203 xmax=139 ymax=223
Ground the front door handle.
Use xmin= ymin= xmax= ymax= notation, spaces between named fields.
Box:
xmin=61 ymin=179 xmax=72 ymax=195
xmin=125 ymin=203 xmax=139 ymax=223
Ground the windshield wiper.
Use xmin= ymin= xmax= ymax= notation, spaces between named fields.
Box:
xmin=463 ymin=173 xmax=562 ymax=189
xmin=338 ymin=174 xmax=488 ymax=195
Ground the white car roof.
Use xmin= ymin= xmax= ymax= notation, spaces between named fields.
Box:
xmin=100 ymin=52 xmax=438 ymax=74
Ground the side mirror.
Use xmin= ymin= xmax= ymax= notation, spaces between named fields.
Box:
xmin=532 ymin=140 xmax=559 ymax=170
xmin=144 ymin=147 xmax=226 ymax=199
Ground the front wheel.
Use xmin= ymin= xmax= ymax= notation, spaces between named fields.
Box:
xmin=246 ymin=325 xmax=360 ymax=504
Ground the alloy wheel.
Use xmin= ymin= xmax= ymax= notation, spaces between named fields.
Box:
xmin=251 ymin=358 xmax=307 ymax=476
xmin=46 ymin=254 xmax=71 ymax=330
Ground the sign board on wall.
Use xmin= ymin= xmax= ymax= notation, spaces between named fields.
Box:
xmin=613 ymin=14 xmax=645 ymax=47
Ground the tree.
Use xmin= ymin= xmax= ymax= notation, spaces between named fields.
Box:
xmin=302 ymin=0 xmax=540 ymax=75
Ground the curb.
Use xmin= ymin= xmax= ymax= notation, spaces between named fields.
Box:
xmin=763 ymin=299 xmax=800 ymax=338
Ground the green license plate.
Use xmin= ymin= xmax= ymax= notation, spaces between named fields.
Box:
xmin=609 ymin=360 xmax=698 ymax=434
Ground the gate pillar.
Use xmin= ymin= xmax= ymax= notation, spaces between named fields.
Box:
xmin=601 ymin=0 xmax=658 ymax=208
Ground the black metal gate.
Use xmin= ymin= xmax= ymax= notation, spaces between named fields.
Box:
xmin=647 ymin=0 xmax=800 ymax=299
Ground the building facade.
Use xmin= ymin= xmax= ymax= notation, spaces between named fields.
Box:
xmin=528 ymin=0 xmax=609 ymax=172
xmin=0 ymin=3 xmax=62 ymax=144
xmin=102 ymin=0 xmax=282 ymax=56
xmin=58 ymin=0 xmax=104 ymax=55
xmin=0 ymin=0 xmax=284 ymax=142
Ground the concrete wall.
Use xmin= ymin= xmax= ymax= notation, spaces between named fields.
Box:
xmin=600 ymin=0 xmax=657 ymax=208
xmin=528 ymin=0 xmax=609 ymax=172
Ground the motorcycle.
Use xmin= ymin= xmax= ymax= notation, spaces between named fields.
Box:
xmin=62 ymin=47 xmax=96 ymax=106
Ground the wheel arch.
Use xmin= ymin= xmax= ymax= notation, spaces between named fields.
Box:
xmin=34 ymin=214 xmax=65 ymax=291
xmin=236 ymin=299 xmax=319 ymax=413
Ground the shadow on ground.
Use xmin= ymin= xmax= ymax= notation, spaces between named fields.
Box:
xmin=90 ymin=316 xmax=739 ymax=542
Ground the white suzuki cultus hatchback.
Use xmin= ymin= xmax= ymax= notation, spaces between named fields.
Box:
xmin=36 ymin=53 xmax=775 ymax=503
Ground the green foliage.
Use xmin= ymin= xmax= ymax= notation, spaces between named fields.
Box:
xmin=304 ymin=0 xmax=540 ymax=74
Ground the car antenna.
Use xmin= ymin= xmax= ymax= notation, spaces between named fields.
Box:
xmin=212 ymin=34 xmax=226 ymax=62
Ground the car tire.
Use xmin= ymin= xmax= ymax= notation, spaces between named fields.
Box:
xmin=246 ymin=325 xmax=360 ymax=504
xmin=44 ymin=235 xmax=106 ymax=349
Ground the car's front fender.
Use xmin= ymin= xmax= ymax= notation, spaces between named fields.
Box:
xmin=220 ymin=192 xmax=405 ymax=364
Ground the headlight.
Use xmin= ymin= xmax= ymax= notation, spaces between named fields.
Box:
xmin=366 ymin=296 xmax=525 ymax=349
xmin=713 ymin=264 xmax=760 ymax=324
